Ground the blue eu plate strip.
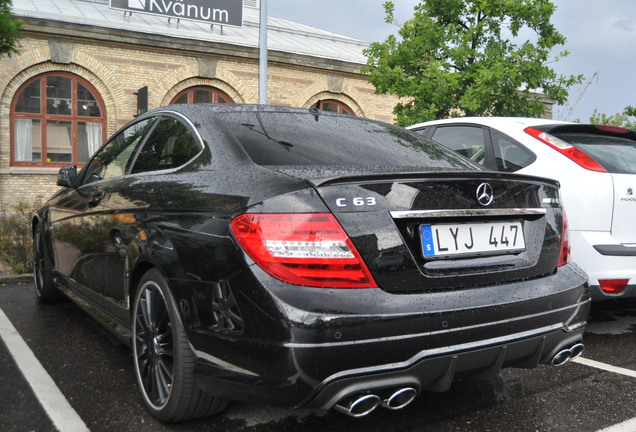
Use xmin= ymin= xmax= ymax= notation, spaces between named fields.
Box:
xmin=421 ymin=225 xmax=435 ymax=257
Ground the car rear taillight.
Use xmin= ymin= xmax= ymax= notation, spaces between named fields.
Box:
xmin=557 ymin=209 xmax=570 ymax=267
xmin=524 ymin=127 xmax=607 ymax=172
xmin=231 ymin=213 xmax=377 ymax=288
xmin=599 ymin=279 xmax=629 ymax=294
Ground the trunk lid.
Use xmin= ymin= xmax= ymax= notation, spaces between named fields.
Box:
xmin=306 ymin=170 xmax=563 ymax=293
xmin=542 ymin=124 xmax=636 ymax=245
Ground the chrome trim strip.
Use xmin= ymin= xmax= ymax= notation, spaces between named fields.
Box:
xmin=390 ymin=208 xmax=547 ymax=219
xmin=564 ymin=321 xmax=587 ymax=332
xmin=193 ymin=346 xmax=260 ymax=377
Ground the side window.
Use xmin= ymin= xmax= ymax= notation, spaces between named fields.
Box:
xmin=431 ymin=126 xmax=487 ymax=165
xmin=131 ymin=117 xmax=201 ymax=174
xmin=81 ymin=117 xmax=156 ymax=184
xmin=410 ymin=126 xmax=430 ymax=137
xmin=491 ymin=129 xmax=536 ymax=172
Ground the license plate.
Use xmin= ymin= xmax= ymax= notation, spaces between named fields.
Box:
xmin=420 ymin=221 xmax=525 ymax=259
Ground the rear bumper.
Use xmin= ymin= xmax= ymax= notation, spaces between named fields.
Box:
xmin=570 ymin=231 xmax=636 ymax=300
xmin=301 ymin=324 xmax=585 ymax=410
xmin=189 ymin=264 xmax=589 ymax=409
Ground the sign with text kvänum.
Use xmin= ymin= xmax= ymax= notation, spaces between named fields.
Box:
xmin=109 ymin=0 xmax=244 ymax=27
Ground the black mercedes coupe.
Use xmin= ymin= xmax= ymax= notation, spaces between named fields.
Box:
xmin=32 ymin=104 xmax=590 ymax=422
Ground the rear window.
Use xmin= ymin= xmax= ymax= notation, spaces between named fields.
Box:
xmin=552 ymin=132 xmax=636 ymax=174
xmin=218 ymin=111 xmax=476 ymax=169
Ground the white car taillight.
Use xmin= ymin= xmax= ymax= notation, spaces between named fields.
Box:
xmin=231 ymin=213 xmax=377 ymax=288
xmin=524 ymin=127 xmax=607 ymax=172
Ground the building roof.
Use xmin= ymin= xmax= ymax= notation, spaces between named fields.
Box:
xmin=12 ymin=0 xmax=370 ymax=65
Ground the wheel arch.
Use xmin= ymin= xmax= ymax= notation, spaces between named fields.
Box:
xmin=125 ymin=227 xmax=188 ymax=318
xmin=128 ymin=260 xmax=157 ymax=316
xmin=32 ymin=212 xmax=55 ymax=266
xmin=31 ymin=212 xmax=45 ymax=235
xmin=126 ymin=252 xmax=185 ymax=319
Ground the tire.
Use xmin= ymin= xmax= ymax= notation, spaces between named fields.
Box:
xmin=132 ymin=269 xmax=229 ymax=422
xmin=33 ymin=224 xmax=60 ymax=304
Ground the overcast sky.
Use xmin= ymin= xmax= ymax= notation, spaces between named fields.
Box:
xmin=267 ymin=0 xmax=635 ymax=122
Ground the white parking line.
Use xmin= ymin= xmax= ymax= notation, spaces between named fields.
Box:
xmin=598 ymin=418 xmax=636 ymax=432
xmin=0 ymin=307 xmax=89 ymax=432
xmin=572 ymin=357 xmax=636 ymax=432
xmin=572 ymin=357 xmax=636 ymax=378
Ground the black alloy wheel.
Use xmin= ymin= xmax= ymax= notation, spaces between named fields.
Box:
xmin=33 ymin=224 xmax=60 ymax=303
xmin=132 ymin=269 xmax=228 ymax=422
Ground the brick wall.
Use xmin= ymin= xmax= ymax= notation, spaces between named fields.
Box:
xmin=0 ymin=172 xmax=57 ymax=210
xmin=0 ymin=26 xmax=400 ymax=211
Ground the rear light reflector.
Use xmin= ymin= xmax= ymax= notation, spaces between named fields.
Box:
xmin=597 ymin=125 xmax=629 ymax=134
xmin=524 ymin=127 xmax=607 ymax=172
xmin=557 ymin=209 xmax=570 ymax=267
xmin=599 ymin=279 xmax=629 ymax=294
xmin=231 ymin=213 xmax=377 ymax=288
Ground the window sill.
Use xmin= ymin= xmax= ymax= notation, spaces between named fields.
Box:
xmin=0 ymin=167 xmax=61 ymax=175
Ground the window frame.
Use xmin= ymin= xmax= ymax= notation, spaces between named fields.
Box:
xmin=129 ymin=114 xmax=204 ymax=175
xmin=312 ymin=99 xmax=355 ymax=115
xmin=170 ymin=86 xmax=234 ymax=105
xmin=10 ymin=72 xmax=107 ymax=168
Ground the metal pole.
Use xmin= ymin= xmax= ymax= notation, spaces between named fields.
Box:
xmin=259 ymin=0 xmax=268 ymax=104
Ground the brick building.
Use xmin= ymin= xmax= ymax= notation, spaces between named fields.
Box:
xmin=0 ymin=0 xmax=399 ymax=212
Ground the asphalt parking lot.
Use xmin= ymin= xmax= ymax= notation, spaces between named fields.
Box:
xmin=1 ymin=279 xmax=636 ymax=432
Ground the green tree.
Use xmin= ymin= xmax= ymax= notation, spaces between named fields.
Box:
xmin=363 ymin=0 xmax=583 ymax=126
xmin=587 ymin=107 xmax=636 ymax=130
xmin=0 ymin=0 xmax=21 ymax=57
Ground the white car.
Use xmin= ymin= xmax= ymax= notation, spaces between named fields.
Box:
xmin=408 ymin=117 xmax=636 ymax=300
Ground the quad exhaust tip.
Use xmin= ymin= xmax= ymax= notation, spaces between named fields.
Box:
xmin=382 ymin=387 xmax=418 ymax=410
xmin=551 ymin=342 xmax=585 ymax=366
xmin=334 ymin=387 xmax=418 ymax=418
xmin=334 ymin=394 xmax=381 ymax=418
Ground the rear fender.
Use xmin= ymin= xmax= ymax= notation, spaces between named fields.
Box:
xmin=125 ymin=227 xmax=183 ymax=303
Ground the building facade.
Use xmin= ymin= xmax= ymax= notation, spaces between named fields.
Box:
xmin=1 ymin=0 xmax=399 ymax=211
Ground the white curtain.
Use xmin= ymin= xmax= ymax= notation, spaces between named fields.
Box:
xmin=15 ymin=119 xmax=33 ymax=161
xmin=86 ymin=123 xmax=102 ymax=157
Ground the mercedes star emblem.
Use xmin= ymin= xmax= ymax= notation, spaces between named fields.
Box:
xmin=476 ymin=183 xmax=494 ymax=206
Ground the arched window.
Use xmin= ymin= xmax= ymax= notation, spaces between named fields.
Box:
xmin=171 ymin=86 xmax=233 ymax=104
xmin=312 ymin=99 xmax=355 ymax=115
xmin=10 ymin=72 xmax=107 ymax=166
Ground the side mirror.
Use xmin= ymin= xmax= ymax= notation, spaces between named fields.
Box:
xmin=57 ymin=164 xmax=78 ymax=188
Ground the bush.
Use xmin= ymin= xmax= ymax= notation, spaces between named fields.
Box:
xmin=0 ymin=201 xmax=40 ymax=274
